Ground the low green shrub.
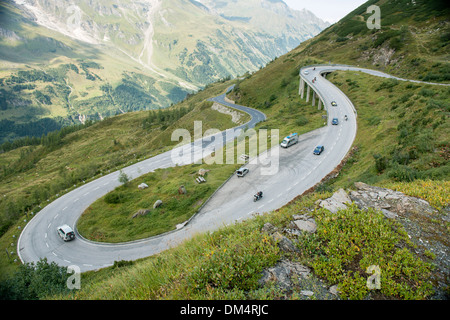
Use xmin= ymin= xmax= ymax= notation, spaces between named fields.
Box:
xmin=297 ymin=204 xmax=434 ymax=300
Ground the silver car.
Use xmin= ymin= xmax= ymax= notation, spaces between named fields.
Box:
xmin=236 ymin=167 xmax=249 ymax=177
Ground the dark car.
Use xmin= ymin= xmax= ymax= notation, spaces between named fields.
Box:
xmin=332 ymin=118 xmax=339 ymax=125
xmin=331 ymin=101 xmax=337 ymax=107
xmin=313 ymin=145 xmax=324 ymax=155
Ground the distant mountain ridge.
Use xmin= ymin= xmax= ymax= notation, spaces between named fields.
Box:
xmin=0 ymin=0 xmax=329 ymax=143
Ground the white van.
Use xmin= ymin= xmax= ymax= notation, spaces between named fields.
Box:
xmin=280 ymin=133 xmax=298 ymax=148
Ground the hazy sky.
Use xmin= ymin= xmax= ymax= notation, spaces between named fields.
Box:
xmin=283 ymin=0 xmax=369 ymax=24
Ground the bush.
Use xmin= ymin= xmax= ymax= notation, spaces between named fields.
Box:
xmin=387 ymin=164 xmax=418 ymax=182
xmin=305 ymin=204 xmax=433 ymax=300
xmin=295 ymin=116 xmax=309 ymax=126
xmin=187 ymin=228 xmax=280 ymax=292
xmin=118 ymin=170 xmax=130 ymax=186
xmin=375 ymin=79 xmax=399 ymax=92
xmin=373 ymin=154 xmax=388 ymax=173
xmin=0 ymin=258 xmax=70 ymax=300
xmin=105 ymin=192 xmax=127 ymax=204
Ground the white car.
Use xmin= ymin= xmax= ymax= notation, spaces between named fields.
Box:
xmin=236 ymin=167 xmax=249 ymax=177
xmin=57 ymin=224 xmax=75 ymax=241
xmin=304 ymin=71 xmax=309 ymax=75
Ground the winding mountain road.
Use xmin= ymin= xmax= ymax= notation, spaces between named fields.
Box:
xmin=18 ymin=65 xmax=445 ymax=272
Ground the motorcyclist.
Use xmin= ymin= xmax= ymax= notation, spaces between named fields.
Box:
xmin=254 ymin=191 xmax=263 ymax=201
xmin=344 ymin=115 xmax=348 ymax=121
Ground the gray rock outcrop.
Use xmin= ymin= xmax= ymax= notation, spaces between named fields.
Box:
xmin=132 ymin=209 xmax=150 ymax=219
xmin=316 ymin=188 xmax=351 ymax=213
xmin=258 ymin=260 xmax=311 ymax=290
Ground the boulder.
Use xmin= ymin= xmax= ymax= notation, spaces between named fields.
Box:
xmin=300 ymin=290 xmax=314 ymax=297
xmin=138 ymin=183 xmax=148 ymax=190
xmin=329 ymin=285 xmax=340 ymax=296
xmin=153 ymin=200 xmax=163 ymax=209
xmin=292 ymin=220 xmax=317 ymax=233
xmin=350 ymin=182 xmax=437 ymax=218
xmin=317 ymin=188 xmax=351 ymax=213
xmin=132 ymin=209 xmax=150 ymax=219
xmin=271 ymin=232 xmax=300 ymax=253
xmin=258 ymin=260 xmax=311 ymax=290
xmin=261 ymin=222 xmax=277 ymax=234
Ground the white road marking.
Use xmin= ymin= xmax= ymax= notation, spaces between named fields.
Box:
xmin=62 ymin=206 xmax=67 ymax=211
xmin=47 ymin=223 xmax=51 ymax=229
xmin=46 ymin=242 xmax=49 ymax=248
xmin=52 ymin=252 xmax=57 ymax=256
xmin=74 ymin=198 xmax=79 ymax=202
xmin=45 ymin=233 xmax=47 ymax=238
xmin=103 ymin=181 xmax=110 ymax=186
xmin=64 ymin=259 xmax=71 ymax=263
xmin=54 ymin=214 xmax=59 ymax=219
xmin=267 ymin=199 xmax=274 ymax=204
xmin=94 ymin=186 xmax=100 ymax=190
xmin=257 ymin=204 xmax=264 ymax=210
xmin=83 ymin=192 xmax=89 ymax=196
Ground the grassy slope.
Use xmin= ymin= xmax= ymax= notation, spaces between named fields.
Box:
xmin=77 ymin=163 xmax=240 ymax=243
xmin=322 ymin=70 xmax=449 ymax=190
xmin=302 ymin=0 xmax=449 ymax=82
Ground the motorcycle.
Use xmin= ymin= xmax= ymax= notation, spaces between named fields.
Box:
xmin=254 ymin=191 xmax=263 ymax=202
xmin=344 ymin=115 xmax=348 ymax=121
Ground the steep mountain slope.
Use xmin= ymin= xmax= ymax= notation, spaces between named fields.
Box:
xmin=230 ymin=0 xmax=449 ymax=186
xmin=298 ymin=0 xmax=450 ymax=81
xmin=0 ymin=0 xmax=328 ymax=144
